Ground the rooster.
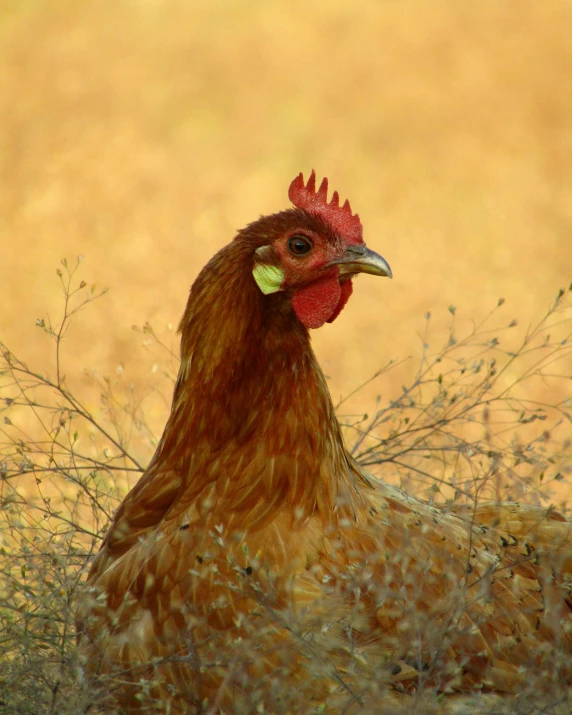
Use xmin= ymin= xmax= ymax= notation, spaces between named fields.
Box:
xmin=78 ymin=172 xmax=572 ymax=713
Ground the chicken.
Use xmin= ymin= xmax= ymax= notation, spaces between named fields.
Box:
xmin=77 ymin=171 xmax=572 ymax=713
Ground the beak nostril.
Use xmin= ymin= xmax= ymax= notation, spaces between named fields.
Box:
xmin=328 ymin=246 xmax=392 ymax=278
xmin=344 ymin=245 xmax=367 ymax=257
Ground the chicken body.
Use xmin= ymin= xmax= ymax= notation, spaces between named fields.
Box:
xmin=77 ymin=175 xmax=572 ymax=713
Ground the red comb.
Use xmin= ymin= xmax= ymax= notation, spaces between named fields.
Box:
xmin=288 ymin=170 xmax=363 ymax=245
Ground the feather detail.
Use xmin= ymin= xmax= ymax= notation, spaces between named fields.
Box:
xmin=77 ymin=181 xmax=572 ymax=714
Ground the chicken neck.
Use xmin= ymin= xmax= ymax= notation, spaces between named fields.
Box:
xmin=150 ymin=239 xmax=367 ymax=529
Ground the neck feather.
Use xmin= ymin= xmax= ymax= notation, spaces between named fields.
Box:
xmin=151 ymin=240 xmax=365 ymax=530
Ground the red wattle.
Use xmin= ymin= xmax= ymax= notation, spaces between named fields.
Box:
xmin=326 ymin=279 xmax=353 ymax=323
xmin=291 ymin=275 xmax=353 ymax=329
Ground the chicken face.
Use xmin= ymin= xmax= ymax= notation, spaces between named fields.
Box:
xmin=251 ymin=171 xmax=392 ymax=329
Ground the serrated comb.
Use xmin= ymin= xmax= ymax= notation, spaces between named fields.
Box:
xmin=288 ymin=170 xmax=363 ymax=245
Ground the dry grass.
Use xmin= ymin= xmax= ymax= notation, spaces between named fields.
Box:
xmin=1 ymin=0 xmax=571 ymax=411
xmin=1 ymin=0 xmax=572 ymax=711
xmin=1 ymin=253 xmax=571 ymax=714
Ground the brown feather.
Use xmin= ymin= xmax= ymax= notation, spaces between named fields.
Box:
xmin=77 ymin=199 xmax=572 ymax=713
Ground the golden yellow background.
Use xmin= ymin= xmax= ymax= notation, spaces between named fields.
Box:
xmin=1 ymin=0 xmax=571 ymax=446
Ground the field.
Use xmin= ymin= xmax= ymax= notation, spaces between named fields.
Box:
xmin=1 ymin=0 xmax=571 ymax=409
xmin=1 ymin=0 xmax=572 ymax=712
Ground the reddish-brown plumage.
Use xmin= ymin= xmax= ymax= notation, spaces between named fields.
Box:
xmin=77 ymin=174 xmax=572 ymax=713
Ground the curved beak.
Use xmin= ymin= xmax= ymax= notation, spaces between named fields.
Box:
xmin=328 ymin=246 xmax=393 ymax=279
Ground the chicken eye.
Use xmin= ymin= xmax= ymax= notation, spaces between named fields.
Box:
xmin=288 ymin=235 xmax=313 ymax=256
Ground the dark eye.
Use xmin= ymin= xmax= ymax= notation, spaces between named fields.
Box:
xmin=288 ymin=235 xmax=313 ymax=256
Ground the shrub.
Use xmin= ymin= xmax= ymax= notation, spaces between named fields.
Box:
xmin=1 ymin=259 xmax=571 ymax=713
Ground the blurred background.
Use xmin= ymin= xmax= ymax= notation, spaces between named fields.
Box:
xmin=1 ymin=0 xmax=571 ymax=440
